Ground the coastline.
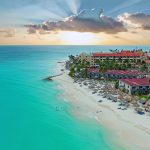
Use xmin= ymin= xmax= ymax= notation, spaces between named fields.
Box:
xmin=53 ymin=62 xmax=150 ymax=150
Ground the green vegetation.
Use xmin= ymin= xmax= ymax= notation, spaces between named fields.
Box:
xmin=140 ymin=64 xmax=147 ymax=72
xmin=68 ymin=58 xmax=90 ymax=78
xmin=138 ymin=95 xmax=149 ymax=101
xmin=96 ymin=59 xmax=132 ymax=72
xmin=122 ymin=88 xmax=126 ymax=93
xmin=68 ymin=67 xmax=75 ymax=77
xmin=68 ymin=52 xmax=147 ymax=79
xmin=115 ymin=81 xmax=119 ymax=89
xmin=68 ymin=55 xmax=75 ymax=62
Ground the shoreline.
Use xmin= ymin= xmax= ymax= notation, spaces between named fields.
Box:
xmin=53 ymin=62 xmax=150 ymax=150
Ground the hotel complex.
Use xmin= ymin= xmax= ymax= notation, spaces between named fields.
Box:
xmin=76 ymin=50 xmax=150 ymax=95
xmin=119 ymin=78 xmax=150 ymax=95
xmin=79 ymin=50 xmax=144 ymax=67
xmin=87 ymin=69 xmax=145 ymax=79
xmin=92 ymin=51 xmax=144 ymax=66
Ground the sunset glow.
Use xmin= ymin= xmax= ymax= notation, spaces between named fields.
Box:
xmin=0 ymin=0 xmax=149 ymax=45
xmin=59 ymin=32 xmax=97 ymax=45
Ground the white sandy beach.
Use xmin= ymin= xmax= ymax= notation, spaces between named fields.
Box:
xmin=53 ymin=62 xmax=150 ymax=150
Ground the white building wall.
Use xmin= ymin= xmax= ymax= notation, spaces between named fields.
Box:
xmin=119 ymin=81 xmax=132 ymax=94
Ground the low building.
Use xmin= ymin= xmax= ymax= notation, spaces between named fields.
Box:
xmin=87 ymin=68 xmax=101 ymax=79
xmin=145 ymin=60 xmax=150 ymax=73
xmin=119 ymin=78 xmax=150 ymax=95
xmin=87 ymin=68 xmax=145 ymax=80
xmin=105 ymin=70 xmax=145 ymax=79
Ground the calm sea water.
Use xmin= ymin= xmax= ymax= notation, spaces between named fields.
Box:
xmin=0 ymin=45 xmax=149 ymax=150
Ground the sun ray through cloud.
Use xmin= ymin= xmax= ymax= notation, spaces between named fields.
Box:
xmin=0 ymin=0 xmax=150 ymax=45
xmin=106 ymin=0 xmax=143 ymax=15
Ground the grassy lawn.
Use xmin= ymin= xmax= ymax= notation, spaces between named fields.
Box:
xmin=138 ymin=95 xmax=149 ymax=100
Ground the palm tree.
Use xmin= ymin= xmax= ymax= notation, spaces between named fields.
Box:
xmin=106 ymin=57 xmax=110 ymax=62
xmin=86 ymin=61 xmax=90 ymax=67
xmin=118 ymin=57 xmax=122 ymax=63
xmin=121 ymin=64 xmax=127 ymax=70
xmin=127 ymin=62 xmax=131 ymax=69
xmin=69 ymin=67 xmax=75 ymax=77
xmin=95 ymin=59 xmax=100 ymax=67
xmin=101 ymin=65 xmax=107 ymax=73
xmin=137 ymin=59 xmax=141 ymax=65
xmin=140 ymin=64 xmax=147 ymax=72
xmin=69 ymin=55 xmax=75 ymax=61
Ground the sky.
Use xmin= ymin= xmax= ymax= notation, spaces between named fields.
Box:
xmin=0 ymin=0 xmax=150 ymax=45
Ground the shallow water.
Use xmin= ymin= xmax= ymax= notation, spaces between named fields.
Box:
xmin=0 ymin=45 xmax=149 ymax=150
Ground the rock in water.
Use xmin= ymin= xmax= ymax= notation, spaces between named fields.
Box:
xmin=43 ymin=77 xmax=52 ymax=81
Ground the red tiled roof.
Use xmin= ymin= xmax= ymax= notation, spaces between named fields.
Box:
xmin=120 ymin=78 xmax=150 ymax=86
xmin=145 ymin=60 xmax=150 ymax=64
xmin=93 ymin=51 xmax=143 ymax=57
xmin=106 ymin=70 xmax=143 ymax=75
xmin=87 ymin=68 xmax=99 ymax=73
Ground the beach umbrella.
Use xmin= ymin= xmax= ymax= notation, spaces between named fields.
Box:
xmin=124 ymin=96 xmax=132 ymax=102
xmin=134 ymin=96 xmax=139 ymax=101
xmin=147 ymin=100 xmax=150 ymax=105
xmin=145 ymin=107 xmax=150 ymax=112
xmin=133 ymin=103 xmax=140 ymax=108
xmin=131 ymin=100 xmax=137 ymax=105
xmin=139 ymin=98 xmax=147 ymax=105
xmin=102 ymin=93 xmax=107 ymax=98
xmin=125 ymin=103 xmax=130 ymax=108
xmin=118 ymin=95 xmax=124 ymax=100
xmin=135 ymin=108 xmax=144 ymax=115
xmin=130 ymin=96 xmax=135 ymax=101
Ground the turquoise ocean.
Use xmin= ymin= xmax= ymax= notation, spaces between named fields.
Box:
xmin=0 ymin=45 xmax=149 ymax=150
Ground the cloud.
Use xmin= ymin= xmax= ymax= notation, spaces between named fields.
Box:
xmin=25 ymin=10 xmax=127 ymax=34
xmin=118 ymin=12 xmax=150 ymax=30
xmin=0 ymin=29 xmax=16 ymax=37
xmin=27 ymin=27 xmax=36 ymax=34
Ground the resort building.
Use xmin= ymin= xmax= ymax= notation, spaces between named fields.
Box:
xmin=78 ymin=52 xmax=92 ymax=64
xmin=119 ymin=78 xmax=150 ymax=95
xmin=105 ymin=70 xmax=145 ymax=79
xmin=87 ymin=68 xmax=101 ymax=79
xmin=91 ymin=50 xmax=144 ymax=66
xmin=78 ymin=50 xmax=145 ymax=67
xmin=145 ymin=60 xmax=150 ymax=73
xmin=87 ymin=68 xmax=144 ymax=80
